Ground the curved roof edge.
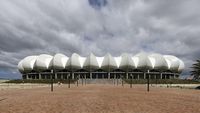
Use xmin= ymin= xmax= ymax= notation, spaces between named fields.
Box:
xmin=35 ymin=54 xmax=53 ymax=71
xmin=17 ymin=53 xmax=185 ymax=73
xmin=53 ymin=53 xmax=69 ymax=70
xmin=22 ymin=56 xmax=38 ymax=72
xmin=18 ymin=60 xmax=24 ymax=73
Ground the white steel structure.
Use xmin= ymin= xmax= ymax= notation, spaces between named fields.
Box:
xmin=18 ymin=53 xmax=184 ymax=80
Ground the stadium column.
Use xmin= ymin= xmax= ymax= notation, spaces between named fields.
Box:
xmin=72 ymin=72 xmax=74 ymax=79
xmin=108 ymin=72 xmax=110 ymax=79
xmin=126 ymin=72 xmax=128 ymax=79
xmin=90 ymin=72 xmax=92 ymax=79
xmin=39 ymin=73 xmax=41 ymax=79
xmin=160 ymin=72 xmax=163 ymax=79
xmin=137 ymin=74 xmax=139 ymax=79
xmin=26 ymin=74 xmax=28 ymax=79
xmin=144 ymin=72 xmax=146 ymax=79
xmin=67 ymin=73 xmax=70 ymax=79
xmin=54 ymin=73 xmax=57 ymax=79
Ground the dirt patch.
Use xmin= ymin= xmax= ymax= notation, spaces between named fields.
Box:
xmin=0 ymin=84 xmax=199 ymax=113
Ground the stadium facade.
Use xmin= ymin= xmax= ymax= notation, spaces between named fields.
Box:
xmin=17 ymin=53 xmax=184 ymax=80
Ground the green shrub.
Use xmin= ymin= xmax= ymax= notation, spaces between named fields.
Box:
xmin=124 ymin=79 xmax=200 ymax=84
xmin=4 ymin=79 xmax=78 ymax=84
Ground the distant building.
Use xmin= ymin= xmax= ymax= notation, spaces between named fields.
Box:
xmin=17 ymin=52 xmax=184 ymax=80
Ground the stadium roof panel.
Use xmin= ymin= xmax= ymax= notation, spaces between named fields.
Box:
xmin=18 ymin=52 xmax=184 ymax=73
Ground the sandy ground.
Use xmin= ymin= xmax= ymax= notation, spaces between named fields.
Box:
xmin=151 ymin=84 xmax=200 ymax=89
xmin=0 ymin=80 xmax=9 ymax=83
xmin=0 ymin=84 xmax=200 ymax=113
xmin=0 ymin=83 xmax=50 ymax=90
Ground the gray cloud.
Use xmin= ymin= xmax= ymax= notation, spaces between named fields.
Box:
xmin=0 ymin=0 xmax=200 ymax=78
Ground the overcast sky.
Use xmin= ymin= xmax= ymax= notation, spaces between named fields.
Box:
xmin=0 ymin=0 xmax=200 ymax=79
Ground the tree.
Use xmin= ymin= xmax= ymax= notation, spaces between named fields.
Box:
xmin=190 ymin=60 xmax=200 ymax=80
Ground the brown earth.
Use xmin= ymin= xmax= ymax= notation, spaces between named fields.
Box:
xmin=0 ymin=84 xmax=200 ymax=113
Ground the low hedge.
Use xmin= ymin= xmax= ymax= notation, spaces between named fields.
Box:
xmin=124 ymin=79 xmax=200 ymax=84
xmin=4 ymin=79 xmax=199 ymax=84
xmin=4 ymin=79 xmax=78 ymax=84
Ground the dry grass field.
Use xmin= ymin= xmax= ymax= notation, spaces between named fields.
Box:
xmin=0 ymin=84 xmax=200 ymax=113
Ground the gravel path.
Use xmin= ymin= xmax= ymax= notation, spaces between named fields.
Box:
xmin=0 ymin=84 xmax=199 ymax=113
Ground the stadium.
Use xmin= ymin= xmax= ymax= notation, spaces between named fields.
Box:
xmin=17 ymin=52 xmax=184 ymax=80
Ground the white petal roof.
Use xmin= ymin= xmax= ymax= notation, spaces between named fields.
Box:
xmin=35 ymin=54 xmax=53 ymax=71
xmin=66 ymin=53 xmax=82 ymax=70
xmin=163 ymin=55 xmax=180 ymax=72
xmin=96 ymin=57 xmax=104 ymax=67
xmin=22 ymin=56 xmax=37 ymax=72
xmin=147 ymin=53 xmax=168 ymax=70
xmin=119 ymin=53 xmax=136 ymax=70
xmin=83 ymin=53 xmax=99 ymax=71
xmin=133 ymin=52 xmax=150 ymax=70
xmin=53 ymin=53 xmax=69 ymax=70
xmin=114 ymin=56 xmax=122 ymax=68
xmin=79 ymin=56 xmax=86 ymax=68
xmin=17 ymin=60 xmax=24 ymax=73
xmin=101 ymin=53 xmax=118 ymax=71
xmin=17 ymin=53 xmax=185 ymax=73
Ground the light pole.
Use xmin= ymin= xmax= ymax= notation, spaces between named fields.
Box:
xmin=117 ymin=74 xmax=118 ymax=86
xmin=114 ymin=73 xmax=115 ymax=85
xmin=130 ymin=74 xmax=133 ymax=88
xmin=76 ymin=74 xmax=79 ymax=87
xmin=147 ymin=70 xmax=150 ymax=92
xmin=51 ymin=70 xmax=54 ymax=92
xmin=68 ymin=73 xmax=70 ymax=88
xmin=85 ymin=73 xmax=86 ymax=85
xmin=121 ymin=75 xmax=124 ymax=87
